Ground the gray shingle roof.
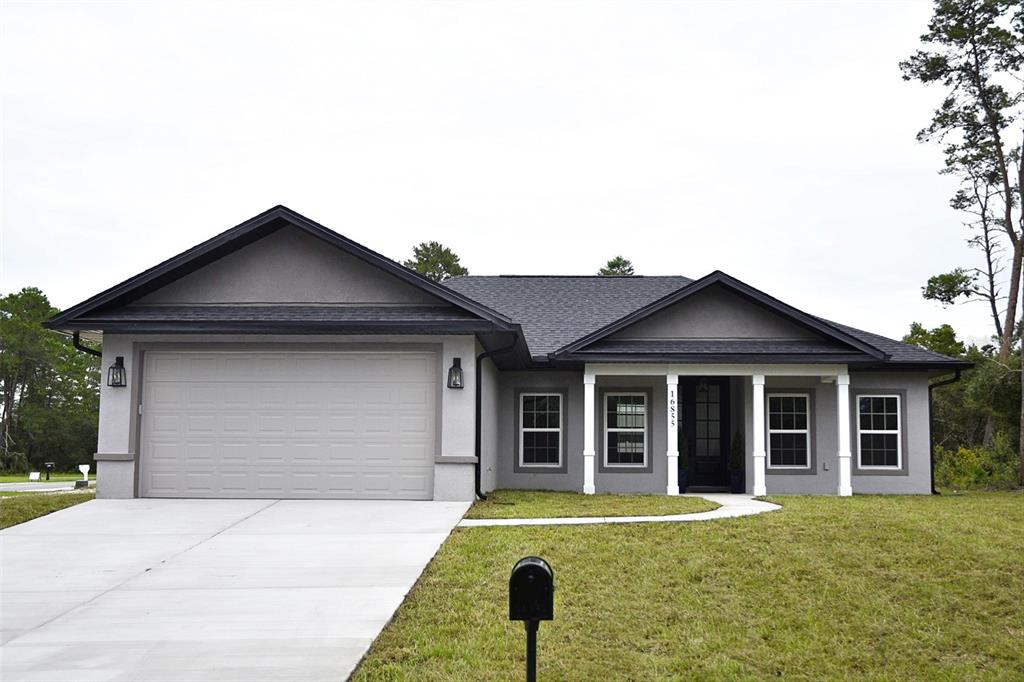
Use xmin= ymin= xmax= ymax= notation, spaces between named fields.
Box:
xmin=820 ymin=320 xmax=962 ymax=365
xmin=444 ymin=276 xmax=693 ymax=356
xmin=80 ymin=305 xmax=480 ymax=323
xmin=445 ymin=275 xmax=965 ymax=366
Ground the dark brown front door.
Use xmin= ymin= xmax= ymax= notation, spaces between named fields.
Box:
xmin=680 ymin=378 xmax=730 ymax=489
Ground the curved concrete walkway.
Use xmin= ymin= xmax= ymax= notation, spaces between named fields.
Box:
xmin=458 ymin=493 xmax=780 ymax=527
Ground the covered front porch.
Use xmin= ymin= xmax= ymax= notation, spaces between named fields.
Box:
xmin=581 ymin=363 xmax=854 ymax=497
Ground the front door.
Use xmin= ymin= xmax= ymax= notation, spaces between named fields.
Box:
xmin=680 ymin=378 xmax=730 ymax=489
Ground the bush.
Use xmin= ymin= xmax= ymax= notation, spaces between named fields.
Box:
xmin=935 ymin=434 xmax=1019 ymax=490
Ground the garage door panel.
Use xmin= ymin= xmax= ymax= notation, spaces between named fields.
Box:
xmin=140 ymin=350 xmax=437 ymax=499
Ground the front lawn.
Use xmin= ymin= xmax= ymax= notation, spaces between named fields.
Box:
xmin=354 ymin=493 xmax=1024 ymax=680
xmin=465 ymin=489 xmax=718 ymax=519
xmin=0 ymin=491 xmax=95 ymax=528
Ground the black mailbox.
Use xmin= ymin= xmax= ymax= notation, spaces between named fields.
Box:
xmin=44 ymin=462 xmax=55 ymax=481
xmin=509 ymin=556 xmax=554 ymax=622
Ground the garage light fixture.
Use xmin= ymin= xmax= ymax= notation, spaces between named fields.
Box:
xmin=107 ymin=356 xmax=127 ymax=387
xmin=447 ymin=358 xmax=464 ymax=389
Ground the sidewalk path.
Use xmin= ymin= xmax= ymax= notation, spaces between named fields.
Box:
xmin=457 ymin=493 xmax=780 ymax=527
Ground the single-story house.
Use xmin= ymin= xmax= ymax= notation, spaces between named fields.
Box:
xmin=46 ymin=206 xmax=970 ymax=500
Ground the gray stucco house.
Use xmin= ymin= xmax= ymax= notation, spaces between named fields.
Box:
xmin=46 ymin=206 xmax=969 ymax=500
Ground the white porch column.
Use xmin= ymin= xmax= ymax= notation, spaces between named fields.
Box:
xmin=666 ymin=375 xmax=679 ymax=495
xmin=583 ymin=373 xmax=596 ymax=495
xmin=837 ymin=373 xmax=852 ymax=496
xmin=752 ymin=374 xmax=767 ymax=496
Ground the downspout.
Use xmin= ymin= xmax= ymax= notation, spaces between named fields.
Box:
xmin=928 ymin=370 xmax=961 ymax=495
xmin=72 ymin=331 xmax=103 ymax=358
xmin=475 ymin=340 xmax=518 ymax=500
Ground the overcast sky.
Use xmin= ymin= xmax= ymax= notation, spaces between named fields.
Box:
xmin=0 ymin=1 xmax=998 ymax=345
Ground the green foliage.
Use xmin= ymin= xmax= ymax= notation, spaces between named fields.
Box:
xmin=597 ymin=256 xmax=634 ymax=276
xmin=903 ymin=321 xmax=1021 ymax=459
xmin=903 ymin=321 xmax=967 ymax=357
xmin=402 ymin=241 xmax=469 ymax=282
xmin=921 ymin=269 xmax=978 ymax=306
xmin=0 ymin=288 xmax=99 ymax=472
xmin=935 ymin=433 xmax=1019 ymax=490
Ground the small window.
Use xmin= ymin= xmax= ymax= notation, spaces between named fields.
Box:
xmin=767 ymin=394 xmax=810 ymax=469
xmin=519 ymin=393 xmax=562 ymax=467
xmin=857 ymin=395 xmax=901 ymax=469
xmin=605 ymin=393 xmax=647 ymax=467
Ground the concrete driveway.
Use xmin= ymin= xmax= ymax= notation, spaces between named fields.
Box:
xmin=0 ymin=498 xmax=469 ymax=681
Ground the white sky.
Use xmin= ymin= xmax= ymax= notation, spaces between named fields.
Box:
xmin=0 ymin=0 xmax=1001 ymax=345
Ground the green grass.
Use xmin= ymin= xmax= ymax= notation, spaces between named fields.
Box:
xmin=465 ymin=489 xmax=718 ymax=519
xmin=354 ymin=493 xmax=1024 ymax=681
xmin=0 ymin=491 xmax=95 ymax=528
xmin=0 ymin=472 xmax=94 ymax=483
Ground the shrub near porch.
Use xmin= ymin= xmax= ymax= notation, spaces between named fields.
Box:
xmin=354 ymin=494 xmax=1024 ymax=681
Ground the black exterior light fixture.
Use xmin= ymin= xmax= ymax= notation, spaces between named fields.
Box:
xmin=509 ymin=556 xmax=554 ymax=682
xmin=447 ymin=357 xmax=464 ymax=389
xmin=107 ymin=356 xmax=127 ymax=387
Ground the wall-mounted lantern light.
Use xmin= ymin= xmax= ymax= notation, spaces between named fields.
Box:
xmin=446 ymin=358 xmax=464 ymax=389
xmin=107 ymin=356 xmax=127 ymax=387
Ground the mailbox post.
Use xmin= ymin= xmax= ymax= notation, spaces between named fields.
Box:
xmin=44 ymin=462 xmax=54 ymax=481
xmin=509 ymin=556 xmax=554 ymax=682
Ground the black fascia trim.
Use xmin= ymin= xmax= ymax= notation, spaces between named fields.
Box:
xmin=849 ymin=360 xmax=975 ymax=372
xmin=549 ymin=271 xmax=889 ymax=360
xmin=54 ymin=320 xmax=506 ymax=334
xmin=45 ymin=206 xmax=514 ymax=331
xmin=558 ymin=352 xmax=877 ymax=364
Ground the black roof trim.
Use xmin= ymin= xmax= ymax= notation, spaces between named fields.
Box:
xmin=54 ymin=321 xmax=505 ymax=335
xmin=45 ymin=205 xmax=514 ymax=331
xmin=550 ymin=271 xmax=889 ymax=361
xmin=558 ymin=352 xmax=879 ymax=364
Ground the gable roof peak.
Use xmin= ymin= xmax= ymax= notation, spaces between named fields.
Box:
xmin=46 ymin=206 xmax=513 ymax=330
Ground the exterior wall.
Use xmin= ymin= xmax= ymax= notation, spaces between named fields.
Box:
xmin=139 ymin=226 xmax=440 ymax=305
xmin=743 ymin=372 xmax=932 ymax=495
xmin=745 ymin=376 xmax=840 ymax=494
xmin=849 ymin=372 xmax=931 ymax=494
xmin=610 ymin=286 xmax=818 ymax=340
xmin=95 ymin=333 xmax=478 ymax=500
xmin=497 ymin=371 xmax=585 ymax=492
xmin=479 ymin=354 xmax=500 ymax=493
xmin=496 ymin=371 xmax=669 ymax=494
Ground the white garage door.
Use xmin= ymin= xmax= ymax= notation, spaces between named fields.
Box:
xmin=139 ymin=350 xmax=437 ymax=499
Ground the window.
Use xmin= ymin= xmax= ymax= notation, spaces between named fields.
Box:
xmin=857 ymin=395 xmax=901 ymax=469
xmin=767 ymin=394 xmax=810 ymax=469
xmin=519 ymin=393 xmax=562 ymax=467
xmin=605 ymin=393 xmax=647 ymax=467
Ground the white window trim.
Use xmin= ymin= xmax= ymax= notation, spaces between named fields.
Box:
xmin=603 ymin=392 xmax=648 ymax=468
xmin=856 ymin=393 xmax=902 ymax=470
xmin=519 ymin=392 xmax=563 ymax=468
xmin=766 ymin=392 xmax=812 ymax=470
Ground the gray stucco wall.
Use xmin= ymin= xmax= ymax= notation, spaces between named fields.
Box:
xmin=139 ymin=226 xmax=441 ymax=305
xmin=495 ymin=371 xmax=670 ymax=494
xmin=610 ymin=286 xmax=818 ymax=340
xmin=743 ymin=372 xmax=932 ymax=495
